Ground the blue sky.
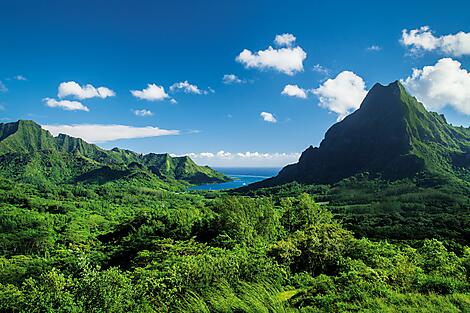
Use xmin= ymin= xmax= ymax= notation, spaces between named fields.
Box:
xmin=1 ymin=0 xmax=469 ymax=167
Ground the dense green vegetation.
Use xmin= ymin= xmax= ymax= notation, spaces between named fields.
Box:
xmin=1 ymin=81 xmax=469 ymax=311
xmin=0 ymin=176 xmax=469 ymax=312
xmin=244 ymin=174 xmax=470 ymax=244
xmin=0 ymin=120 xmax=230 ymax=186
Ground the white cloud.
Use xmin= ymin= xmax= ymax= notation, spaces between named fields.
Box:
xmin=274 ymin=33 xmax=296 ymax=47
xmin=96 ymin=87 xmax=115 ymax=98
xmin=184 ymin=151 xmax=300 ymax=167
xmin=281 ymin=84 xmax=307 ymax=99
xmin=401 ymin=58 xmax=470 ymax=115
xmin=131 ymin=84 xmax=169 ymax=101
xmin=312 ymin=64 xmax=329 ymax=75
xmin=367 ymin=45 xmax=382 ymax=51
xmin=170 ymin=81 xmax=208 ymax=94
xmin=43 ymin=97 xmax=89 ymax=112
xmin=0 ymin=81 xmax=7 ymax=93
xmin=236 ymin=36 xmax=307 ymax=75
xmin=42 ymin=124 xmax=179 ymax=143
xmin=216 ymin=150 xmax=232 ymax=158
xmin=14 ymin=75 xmax=27 ymax=81
xmin=133 ymin=109 xmax=153 ymax=117
xmin=222 ymin=74 xmax=245 ymax=84
xmin=198 ymin=152 xmax=215 ymax=158
xmin=401 ymin=26 xmax=470 ymax=56
xmin=170 ymin=99 xmax=178 ymax=104
xmin=58 ymin=81 xmax=115 ymax=99
xmin=260 ymin=111 xmax=277 ymax=123
xmin=313 ymin=71 xmax=367 ymax=120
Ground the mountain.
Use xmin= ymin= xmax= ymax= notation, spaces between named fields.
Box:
xmin=0 ymin=120 xmax=230 ymax=185
xmin=249 ymin=81 xmax=470 ymax=189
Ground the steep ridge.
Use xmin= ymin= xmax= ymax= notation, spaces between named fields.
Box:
xmin=249 ymin=81 xmax=470 ymax=189
xmin=0 ymin=120 xmax=230 ymax=185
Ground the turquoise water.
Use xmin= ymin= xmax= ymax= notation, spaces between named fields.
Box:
xmin=190 ymin=167 xmax=280 ymax=191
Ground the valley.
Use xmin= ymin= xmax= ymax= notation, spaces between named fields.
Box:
xmin=0 ymin=82 xmax=469 ymax=312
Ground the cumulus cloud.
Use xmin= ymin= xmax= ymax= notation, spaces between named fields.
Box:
xmin=131 ymin=84 xmax=169 ymax=101
xmin=170 ymin=99 xmax=178 ymax=104
xmin=274 ymin=33 xmax=296 ymax=47
xmin=216 ymin=150 xmax=232 ymax=158
xmin=401 ymin=58 xmax=470 ymax=115
xmin=401 ymin=26 xmax=470 ymax=56
xmin=42 ymin=124 xmax=179 ymax=143
xmin=43 ymin=97 xmax=89 ymax=111
xmin=58 ymin=81 xmax=115 ymax=99
xmin=313 ymin=71 xmax=367 ymax=120
xmin=281 ymin=84 xmax=307 ymax=99
xmin=183 ymin=151 xmax=300 ymax=167
xmin=133 ymin=109 xmax=153 ymax=117
xmin=260 ymin=111 xmax=277 ymax=123
xmin=222 ymin=74 xmax=245 ymax=84
xmin=169 ymin=80 xmax=206 ymax=94
xmin=367 ymin=45 xmax=382 ymax=51
xmin=236 ymin=35 xmax=307 ymax=75
xmin=0 ymin=81 xmax=7 ymax=93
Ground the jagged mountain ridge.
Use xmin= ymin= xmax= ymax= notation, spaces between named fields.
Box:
xmin=249 ymin=81 xmax=470 ymax=189
xmin=0 ymin=120 xmax=230 ymax=185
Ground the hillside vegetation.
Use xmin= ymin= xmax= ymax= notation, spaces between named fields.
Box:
xmin=0 ymin=178 xmax=469 ymax=312
xmin=0 ymin=82 xmax=469 ymax=311
xmin=0 ymin=120 xmax=230 ymax=186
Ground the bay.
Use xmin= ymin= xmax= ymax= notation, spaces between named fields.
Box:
xmin=189 ymin=167 xmax=280 ymax=191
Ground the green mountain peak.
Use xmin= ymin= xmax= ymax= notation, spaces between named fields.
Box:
xmin=248 ymin=81 xmax=470 ymax=188
xmin=0 ymin=120 xmax=230 ymax=186
xmin=0 ymin=120 xmax=58 ymax=154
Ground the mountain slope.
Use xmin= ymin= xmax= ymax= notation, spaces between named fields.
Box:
xmin=142 ymin=153 xmax=228 ymax=184
xmin=249 ymin=81 xmax=470 ymax=189
xmin=0 ymin=120 xmax=230 ymax=185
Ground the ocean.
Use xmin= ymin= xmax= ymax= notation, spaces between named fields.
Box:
xmin=189 ymin=167 xmax=281 ymax=191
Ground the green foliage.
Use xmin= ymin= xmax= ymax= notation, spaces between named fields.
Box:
xmin=0 ymin=160 xmax=469 ymax=311
xmin=210 ymin=196 xmax=281 ymax=247
xmin=246 ymin=175 xmax=470 ymax=243
xmin=279 ymin=193 xmax=333 ymax=232
xmin=270 ymin=223 xmax=354 ymax=276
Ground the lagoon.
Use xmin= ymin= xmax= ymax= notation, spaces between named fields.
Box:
xmin=190 ymin=167 xmax=280 ymax=191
